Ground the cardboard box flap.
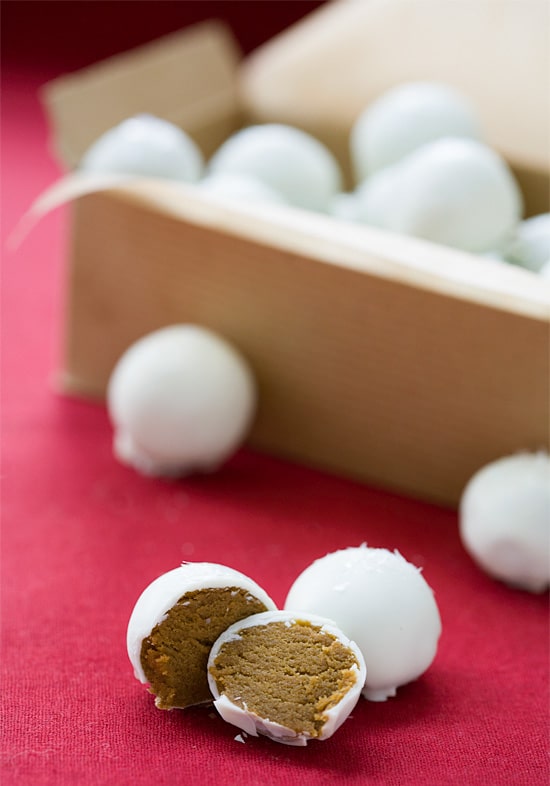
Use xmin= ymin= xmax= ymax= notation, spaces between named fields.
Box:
xmin=241 ymin=0 xmax=550 ymax=174
xmin=42 ymin=21 xmax=242 ymax=168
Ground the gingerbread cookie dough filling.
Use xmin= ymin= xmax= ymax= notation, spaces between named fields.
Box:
xmin=207 ymin=610 xmax=366 ymax=746
xmin=127 ymin=563 xmax=276 ymax=709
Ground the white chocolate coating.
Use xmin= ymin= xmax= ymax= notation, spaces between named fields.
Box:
xmin=351 ymin=81 xmax=481 ymax=180
xmin=329 ymin=192 xmax=361 ymax=223
xmin=504 ymin=213 xmax=550 ymax=273
xmin=354 ymin=138 xmax=522 ymax=253
xmin=127 ymin=563 xmax=277 ymax=684
xmin=207 ymin=610 xmax=366 ymax=746
xmin=460 ymin=452 xmax=550 ymax=592
xmin=285 ymin=545 xmax=442 ymax=701
xmin=208 ymin=124 xmax=342 ymax=212
xmin=81 ymin=115 xmax=203 ymax=182
xmin=196 ymin=173 xmax=287 ymax=205
xmin=107 ymin=325 xmax=256 ymax=477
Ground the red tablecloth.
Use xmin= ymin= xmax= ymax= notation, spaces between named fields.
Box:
xmin=2 ymin=4 xmax=548 ymax=785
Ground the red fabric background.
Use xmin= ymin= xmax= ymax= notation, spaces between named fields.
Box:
xmin=2 ymin=3 xmax=548 ymax=785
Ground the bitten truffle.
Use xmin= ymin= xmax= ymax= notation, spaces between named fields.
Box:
xmin=127 ymin=563 xmax=276 ymax=709
xmin=207 ymin=610 xmax=366 ymax=746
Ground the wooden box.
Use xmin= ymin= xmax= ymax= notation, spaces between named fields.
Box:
xmin=43 ymin=0 xmax=550 ymax=506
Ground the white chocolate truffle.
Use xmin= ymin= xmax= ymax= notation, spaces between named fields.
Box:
xmin=208 ymin=124 xmax=342 ymax=212
xmin=207 ymin=610 xmax=366 ymax=746
xmin=80 ymin=114 xmax=203 ymax=182
xmin=459 ymin=453 xmax=550 ymax=592
xmin=196 ymin=173 xmax=287 ymax=205
xmin=107 ymin=325 xmax=256 ymax=477
xmin=329 ymin=192 xmax=361 ymax=223
xmin=127 ymin=562 xmax=276 ymax=709
xmin=284 ymin=545 xmax=442 ymax=702
xmin=504 ymin=213 xmax=550 ymax=273
xmin=355 ymin=138 xmax=522 ymax=252
xmin=351 ymin=82 xmax=481 ymax=180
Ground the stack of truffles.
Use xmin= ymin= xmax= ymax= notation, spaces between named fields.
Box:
xmin=127 ymin=546 xmax=442 ymax=746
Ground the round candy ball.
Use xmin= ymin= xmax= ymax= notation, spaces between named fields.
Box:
xmin=207 ymin=124 xmax=342 ymax=212
xmin=504 ymin=213 xmax=550 ymax=273
xmin=459 ymin=452 xmax=550 ymax=593
xmin=284 ymin=545 xmax=442 ymax=701
xmin=329 ymin=192 xmax=361 ymax=223
xmin=354 ymin=137 xmax=522 ymax=252
xmin=107 ymin=325 xmax=256 ymax=476
xmin=351 ymin=81 xmax=481 ymax=181
xmin=197 ymin=172 xmax=287 ymax=205
xmin=80 ymin=114 xmax=204 ymax=182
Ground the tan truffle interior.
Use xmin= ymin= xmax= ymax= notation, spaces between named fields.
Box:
xmin=209 ymin=620 xmax=359 ymax=737
xmin=140 ymin=587 xmax=268 ymax=709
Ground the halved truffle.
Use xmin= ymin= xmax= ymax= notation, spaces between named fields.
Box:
xmin=127 ymin=563 xmax=276 ymax=709
xmin=207 ymin=610 xmax=366 ymax=746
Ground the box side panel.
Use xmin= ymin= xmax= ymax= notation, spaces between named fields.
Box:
xmin=62 ymin=194 xmax=550 ymax=506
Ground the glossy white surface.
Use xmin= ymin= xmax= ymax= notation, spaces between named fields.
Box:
xmin=355 ymin=138 xmax=522 ymax=252
xmin=197 ymin=173 xmax=287 ymax=205
xmin=81 ymin=114 xmax=204 ymax=182
xmin=504 ymin=213 xmax=550 ymax=273
xmin=285 ymin=545 xmax=442 ymax=701
xmin=460 ymin=452 xmax=550 ymax=592
xmin=107 ymin=325 xmax=256 ymax=477
xmin=351 ymin=82 xmax=481 ymax=180
xmin=208 ymin=124 xmax=342 ymax=212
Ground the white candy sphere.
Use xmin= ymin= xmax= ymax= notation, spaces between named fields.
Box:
xmin=284 ymin=545 xmax=442 ymax=702
xmin=208 ymin=124 xmax=342 ymax=212
xmin=329 ymin=192 xmax=361 ymax=222
xmin=81 ymin=115 xmax=204 ymax=182
xmin=197 ymin=172 xmax=286 ymax=205
xmin=351 ymin=82 xmax=481 ymax=180
xmin=355 ymin=138 xmax=522 ymax=252
xmin=107 ymin=325 xmax=256 ymax=476
xmin=504 ymin=213 xmax=550 ymax=273
xmin=460 ymin=453 xmax=550 ymax=592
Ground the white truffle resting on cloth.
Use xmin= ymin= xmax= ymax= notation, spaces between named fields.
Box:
xmin=127 ymin=563 xmax=276 ymax=709
xmin=285 ymin=545 xmax=442 ymax=702
xmin=460 ymin=452 xmax=550 ymax=592
xmin=207 ymin=610 xmax=366 ymax=746
xmin=107 ymin=325 xmax=257 ymax=477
